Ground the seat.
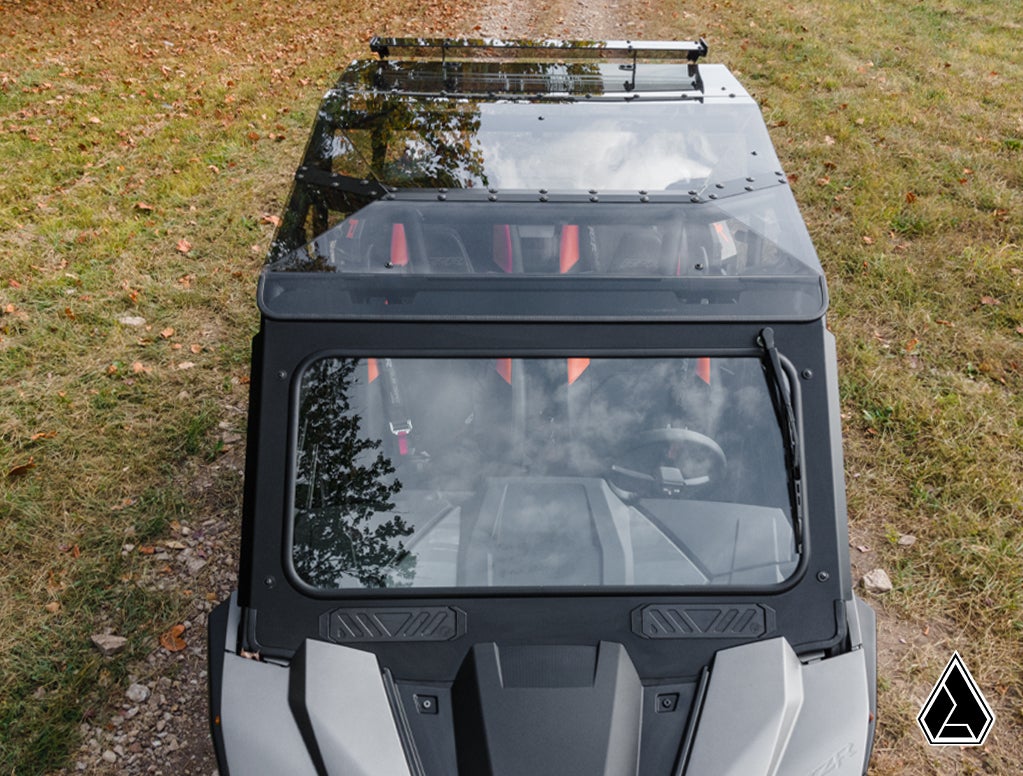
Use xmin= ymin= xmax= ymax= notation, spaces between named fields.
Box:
xmin=606 ymin=230 xmax=673 ymax=275
xmin=423 ymin=225 xmax=473 ymax=273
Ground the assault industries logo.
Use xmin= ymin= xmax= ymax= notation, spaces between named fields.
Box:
xmin=917 ymin=652 xmax=995 ymax=746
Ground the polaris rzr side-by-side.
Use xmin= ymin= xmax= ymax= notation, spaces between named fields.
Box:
xmin=208 ymin=38 xmax=876 ymax=775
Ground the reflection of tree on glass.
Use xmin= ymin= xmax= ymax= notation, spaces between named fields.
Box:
xmin=333 ymin=95 xmax=488 ymax=190
xmin=292 ymin=358 xmax=413 ymax=588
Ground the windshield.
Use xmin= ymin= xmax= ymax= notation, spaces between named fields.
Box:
xmin=289 ymin=355 xmax=798 ymax=591
xmin=272 ymin=195 xmax=818 ymax=276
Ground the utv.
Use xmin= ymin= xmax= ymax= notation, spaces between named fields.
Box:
xmin=208 ymin=38 xmax=876 ymax=775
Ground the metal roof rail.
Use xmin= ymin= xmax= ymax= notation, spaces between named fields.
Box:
xmin=369 ymin=37 xmax=709 ymax=64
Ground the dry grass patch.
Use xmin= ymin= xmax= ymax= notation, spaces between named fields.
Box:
xmin=1 ymin=1 xmax=476 ymax=773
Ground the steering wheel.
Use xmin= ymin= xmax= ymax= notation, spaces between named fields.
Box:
xmin=610 ymin=427 xmax=727 ymax=498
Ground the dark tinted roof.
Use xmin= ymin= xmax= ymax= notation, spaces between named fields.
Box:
xmin=259 ymin=39 xmax=827 ymax=322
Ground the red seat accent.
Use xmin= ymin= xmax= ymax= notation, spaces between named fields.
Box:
xmin=495 ymin=358 xmax=513 ymax=384
xmin=696 ymin=357 xmax=711 ymax=384
xmin=567 ymin=357 xmax=590 ymax=384
xmin=559 ymin=225 xmax=580 ymax=273
xmin=390 ymin=223 xmax=409 ymax=266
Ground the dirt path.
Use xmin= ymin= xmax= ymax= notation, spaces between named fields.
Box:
xmin=59 ymin=2 xmax=663 ymax=774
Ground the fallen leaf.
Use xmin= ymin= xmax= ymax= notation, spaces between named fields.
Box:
xmin=131 ymin=361 xmax=150 ymax=374
xmin=160 ymin=327 xmax=175 ymax=339
xmin=862 ymin=236 xmax=874 ymax=245
xmin=176 ymin=239 xmax=192 ymax=254
xmin=980 ymin=295 xmax=1001 ymax=306
xmin=134 ymin=202 xmax=154 ymax=212
xmin=905 ymin=338 xmax=920 ymax=352
xmin=260 ymin=214 xmax=282 ymax=228
xmin=177 ymin=361 xmax=196 ymax=370
xmin=905 ymin=191 xmax=917 ymax=204
xmin=30 ymin=431 xmax=57 ymax=441
xmin=45 ymin=601 xmax=61 ymax=613
xmin=159 ymin=624 xmax=187 ymax=652
xmin=7 ymin=457 xmax=36 ymax=479
xmin=189 ymin=343 xmax=203 ymax=354
xmin=139 ymin=545 xmax=155 ymax=555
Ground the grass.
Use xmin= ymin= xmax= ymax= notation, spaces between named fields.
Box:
xmin=1 ymin=0 xmax=1021 ymax=774
xmin=658 ymin=1 xmax=1023 ymax=772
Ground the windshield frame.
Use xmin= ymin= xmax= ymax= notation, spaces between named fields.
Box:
xmin=280 ymin=344 xmax=808 ymax=600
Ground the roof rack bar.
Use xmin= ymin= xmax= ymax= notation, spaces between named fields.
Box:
xmin=369 ymin=37 xmax=708 ymax=64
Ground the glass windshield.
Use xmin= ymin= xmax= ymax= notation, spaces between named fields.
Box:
xmin=272 ymin=195 xmax=818 ymax=276
xmin=290 ymin=355 xmax=798 ymax=591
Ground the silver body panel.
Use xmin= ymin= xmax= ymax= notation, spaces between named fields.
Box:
xmin=687 ymin=637 xmax=870 ymax=776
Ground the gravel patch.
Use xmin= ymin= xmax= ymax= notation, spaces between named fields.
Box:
xmin=60 ymin=461 xmax=242 ymax=776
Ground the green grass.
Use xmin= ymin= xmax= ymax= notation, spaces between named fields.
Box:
xmin=662 ymin=0 xmax=1023 ymax=771
xmin=1 ymin=0 xmax=1022 ymax=773
xmin=1 ymin=1 xmax=484 ymax=772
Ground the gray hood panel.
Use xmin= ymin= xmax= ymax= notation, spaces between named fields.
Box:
xmin=686 ymin=637 xmax=870 ymax=776
xmin=216 ymin=616 xmax=868 ymax=776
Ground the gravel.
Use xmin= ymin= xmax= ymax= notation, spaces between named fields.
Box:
xmin=861 ymin=567 xmax=895 ymax=594
xmin=60 ymin=457 xmax=243 ymax=776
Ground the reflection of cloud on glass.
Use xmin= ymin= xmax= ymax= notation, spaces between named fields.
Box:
xmin=483 ymin=125 xmax=713 ymax=190
xmin=484 ymin=483 xmax=602 ymax=586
